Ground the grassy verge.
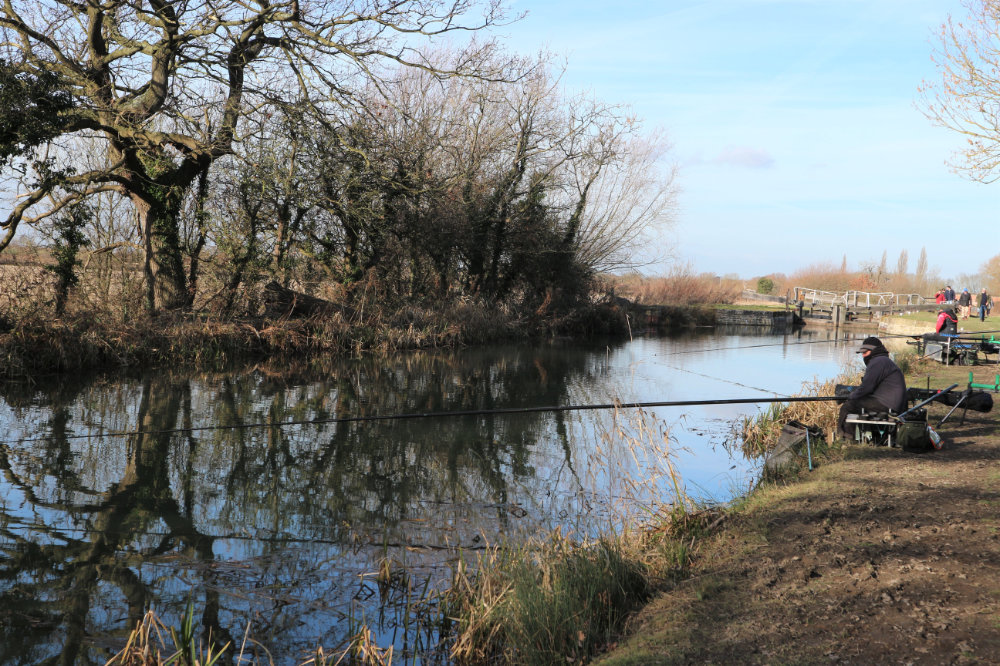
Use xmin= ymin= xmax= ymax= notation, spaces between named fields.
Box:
xmin=889 ymin=310 xmax=1000 ymax=333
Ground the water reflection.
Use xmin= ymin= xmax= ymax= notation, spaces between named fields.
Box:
xmin=0 ymin=330 xmax=867 ymax=663
xmin=0 ymin=345 xmax=625 ymax=663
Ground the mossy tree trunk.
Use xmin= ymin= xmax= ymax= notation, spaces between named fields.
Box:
xmin=132 ymin=185 xmax=189 ymax=313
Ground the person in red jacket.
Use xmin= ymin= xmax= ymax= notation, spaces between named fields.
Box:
xmin=936 ymin=308 xmax=958 ymax=334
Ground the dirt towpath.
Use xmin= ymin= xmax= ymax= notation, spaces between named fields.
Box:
xmin=597 ymin=365 xmax=1000 ymax=665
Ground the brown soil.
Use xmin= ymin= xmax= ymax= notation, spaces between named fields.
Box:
xmin=597 ymin=364 xmax=1000 ymax=665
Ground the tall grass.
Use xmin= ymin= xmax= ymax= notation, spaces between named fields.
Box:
xmin=441 ymin=532 xmax=650 ymax=665
xmin=105 ymin=603 xmax=232 ymax=666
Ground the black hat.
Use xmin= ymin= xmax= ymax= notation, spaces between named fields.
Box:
xmin=856 ymin=336 xmax=883 ymax=353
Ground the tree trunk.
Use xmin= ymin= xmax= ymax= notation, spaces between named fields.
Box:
xmin=134 ymin=194 xmax=188 ymax=311
xmin=186 ymin=170 xmax=210 ymax=307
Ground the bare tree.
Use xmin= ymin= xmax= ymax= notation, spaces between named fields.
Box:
xmin=981 ymin=253 xmax=1000 ymax=290
xmin=0 ymin=0 xmax=514 ymax=312
xmin=568 ymin=128 xmax=677 ymax=273
xmin=895 ymin=249 xmax=908 ymax=276
xmin=920 ymin=0 xmax=1000 ymax=181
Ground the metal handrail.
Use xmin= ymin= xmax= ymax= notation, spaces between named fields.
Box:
xmin=793 ymin=287 xmax=929 ymax=307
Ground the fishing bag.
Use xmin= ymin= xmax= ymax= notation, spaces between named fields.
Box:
xmin=896 ymin=420 xmax=932 ymax=452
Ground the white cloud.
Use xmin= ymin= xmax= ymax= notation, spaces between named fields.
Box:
xmin=712 ymin=146 xmax=775 ymax=169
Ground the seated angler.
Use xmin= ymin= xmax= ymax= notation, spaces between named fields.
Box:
xmin=935 ymin=307 xmax=958 ymax=335
xmin=838 ymin=337 xmax=908 ymax=437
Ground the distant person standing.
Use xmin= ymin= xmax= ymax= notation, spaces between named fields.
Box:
xmin=944 ymin=285 xmax=956 ymax=302
xmin=979 ymin=288 xmax=991 ymax=322
xmin=935 ymin=289 xmax=945 ymax=304
xmin=959 ymin=288 xmax=972 ymax=319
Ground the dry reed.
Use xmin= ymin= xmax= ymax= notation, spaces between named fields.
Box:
xmin=613 ymin=266 xmax=743 ymax=306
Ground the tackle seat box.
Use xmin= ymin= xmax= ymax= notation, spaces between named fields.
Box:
xmin=844 ymin=411 xmax=898 ymax=446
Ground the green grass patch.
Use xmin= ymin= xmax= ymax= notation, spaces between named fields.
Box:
xmin=892 ymin=310 xmax=999 ymax=332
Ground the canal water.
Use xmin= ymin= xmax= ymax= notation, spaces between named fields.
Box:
xmin=0 ymin=326 xmax=870 ymax=663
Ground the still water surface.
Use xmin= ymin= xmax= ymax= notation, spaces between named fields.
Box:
xmin=0 ymin=326 xmax=869 ymax=663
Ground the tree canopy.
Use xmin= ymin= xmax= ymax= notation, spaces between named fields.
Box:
xmin=921 ymin=0 xmax=1000 ymax=182
xmin=0 ymin=1 xmax=678 ymax=323
xmin=0 ymin=0 xmax=512 ymax=309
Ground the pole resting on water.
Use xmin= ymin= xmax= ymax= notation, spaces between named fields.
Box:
xmin=4 ymin=395 xmax=849 ymax=445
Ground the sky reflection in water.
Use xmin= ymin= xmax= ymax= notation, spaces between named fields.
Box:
xmin=0 ymin=326 xmax=870 ymax=663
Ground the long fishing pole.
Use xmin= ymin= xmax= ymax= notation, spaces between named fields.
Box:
xmin=3 ymin=395 xmax=848 ymax=446
xmin=656 ymin=331 xmax=950 ymax=357
xmin=1 ymin=329 xmax=975 ymax=446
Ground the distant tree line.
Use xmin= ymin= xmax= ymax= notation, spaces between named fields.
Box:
xmin=757 ymin=246 xmax=1000 ymax=300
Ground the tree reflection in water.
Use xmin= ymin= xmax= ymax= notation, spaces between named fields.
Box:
xmin=0 ymin=344 xmax=617 ymax=663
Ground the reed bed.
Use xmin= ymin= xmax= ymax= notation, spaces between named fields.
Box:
xmin=0 ymin=293 xmax=628 ymax=378
xmin=613 ymin=266 xmax=743 ymax=306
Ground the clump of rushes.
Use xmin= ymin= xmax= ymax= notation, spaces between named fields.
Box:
xmin=441 ymin=532 xmax=650 ymax=665
xmin=107 ymin=604 xmax=394 ymax=666
xmin=735 ymin=401 xmax=788 ymax=459
xmin=301 ymin=626 xmax=393 ymax=666
xmin=106 ymin=602 xmax=231 ymax=666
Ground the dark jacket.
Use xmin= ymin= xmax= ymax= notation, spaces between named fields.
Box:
xmin=848 ymin=349 xmax=907 ymax=413
xmin=959 ymin=291 xmax=972 ymax=306
xmin=980 ymin=291 xmax=990 ymax=307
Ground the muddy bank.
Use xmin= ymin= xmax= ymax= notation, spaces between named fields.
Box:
xmin=596 ymin=363 xmax=1000 ymax=665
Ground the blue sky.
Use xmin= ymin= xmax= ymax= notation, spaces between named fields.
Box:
xmin=502 ymin=0 xmax=999 ymax=280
